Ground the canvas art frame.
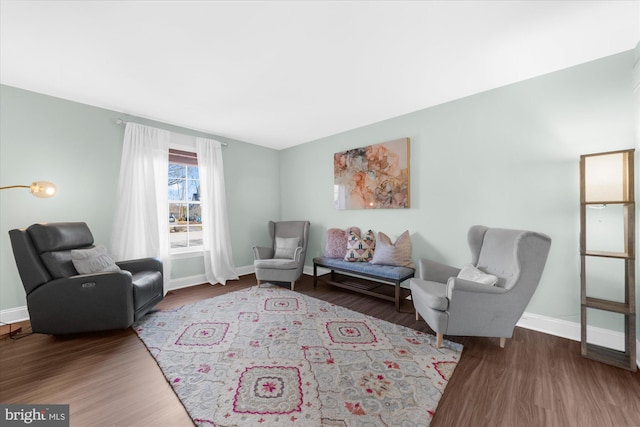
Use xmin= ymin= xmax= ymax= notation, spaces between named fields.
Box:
xmin=334 ymin=137 xmax=410 ymax=209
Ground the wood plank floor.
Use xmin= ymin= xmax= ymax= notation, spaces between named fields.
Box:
xmin=1 ymin=274 xmax=639 ymax=426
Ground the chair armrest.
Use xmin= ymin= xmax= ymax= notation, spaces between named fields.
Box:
xmin=293 ymin=247 xmax=303 ymax=261
xmin=42 ymin=271 xmax=134 ymax=294
xmin=253 ymin=246 xmax=274 ymax=260
xmin=417 ymin=258 xmax=460 ymax=283
xmin=117 ymin=257 xmax=163 ymax=275
xmin=446 ymin=277 xmax=507 ymax=299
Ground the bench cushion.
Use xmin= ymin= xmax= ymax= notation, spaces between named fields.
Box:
xmin=314 ymin=256 xmax=414 ymax=282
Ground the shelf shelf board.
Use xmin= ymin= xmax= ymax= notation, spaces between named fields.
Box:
xmin=582 ymin=200 xmax=634 ymax=205
xmin=582 ymin=343 xmax=636 ymax=372
xmin=582 ymin=250 xmax=631 ymax=259
xmin=583 ymin=297 xmax=631 ymax=314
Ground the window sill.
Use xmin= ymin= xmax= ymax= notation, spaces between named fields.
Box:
xmin=171 ymin=249 xmax=204 ymax=259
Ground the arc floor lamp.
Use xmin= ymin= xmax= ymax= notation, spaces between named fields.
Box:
xmin=0 ymin=181 xmax=57 ymax=198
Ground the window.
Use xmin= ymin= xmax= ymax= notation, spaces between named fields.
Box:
xmin=168 ymin=149 xmax=203 ymax=251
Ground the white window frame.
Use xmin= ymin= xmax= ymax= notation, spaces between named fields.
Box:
xmin=168 ymin=141 xmax=203 ymax=255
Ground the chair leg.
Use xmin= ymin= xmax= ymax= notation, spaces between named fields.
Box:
xmin=500 ymin=337 xmax=506 ymax=348
xmin=436 ymin=333 xmax=443 ymax=349
xmin=415 ymin=310 xmax=419 ymax=321
xmin=257 ymin=279 xmax=261 ymax=287
xmin=291 ymin=281 xmax=295 ymax=291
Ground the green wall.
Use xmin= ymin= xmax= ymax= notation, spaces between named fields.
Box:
xmin=1 ymin=50 xmax=636 ymax=342
xmin=0 ymin=85 xmax=280 ymax=311
xmin=280 ymin=50 xmax=636 ymax=335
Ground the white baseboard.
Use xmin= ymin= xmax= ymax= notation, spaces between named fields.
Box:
xmin=235 ymin=264 xmax=255 ymax=276
xmin=517 ymin=312 xmax=585 ymax=343
xmin=308 ymin=266 xmax=639 ymax=367
xmin=3 ymin=272 xmax=638 ymax=369
xmin=517 ymin=311 xmax=640 ymax=369
xmin=2 ymin=266 xmax=258 ymax=322
xmin=166 ymin=265 xmax=255 ymax=291
xmin=0 ymin=306 xmax=29 ymax=324
xmin=305 ymin=265 xmax=328 ymax=276
xmin=167 ymin=274 xmax=208 ymax=291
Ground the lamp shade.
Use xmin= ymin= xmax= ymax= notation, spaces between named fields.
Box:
xmin=29 ymin=181 xmax=57 ymax=198
xmin=583 ymin=151 xmax=631 ymax=203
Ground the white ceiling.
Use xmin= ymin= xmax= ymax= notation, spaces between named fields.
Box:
xmin=1 ymin=1 xmax=638 ymax=150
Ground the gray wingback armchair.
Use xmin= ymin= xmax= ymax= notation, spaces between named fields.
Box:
xmin=252 ymin=220 xmax=310 ymax=291
xmin=410 ymin=225 xmax=551 ymax=348
xmin=9 ymin=222 xmax=164 ymax=335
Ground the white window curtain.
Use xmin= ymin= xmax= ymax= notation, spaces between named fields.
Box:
xmin=111 ymin=123 xmax=171 ymax=291
xmin=196 ymin=137 xmax=238 ymax=285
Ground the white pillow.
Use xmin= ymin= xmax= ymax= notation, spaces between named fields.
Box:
xmin=457 ymin=264 xmax=499 ymax=286
xmin=71 ymin=245 xmax=121 ymax=275
xmin=274 ymin=237 xmax=299 ymax=259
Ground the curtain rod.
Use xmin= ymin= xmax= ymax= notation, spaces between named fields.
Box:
xmin=115 ymin=118 xmax=228 ymax=147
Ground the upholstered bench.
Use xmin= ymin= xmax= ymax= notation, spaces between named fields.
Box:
xmin=313 ymin=256 xmax=415 ymax=311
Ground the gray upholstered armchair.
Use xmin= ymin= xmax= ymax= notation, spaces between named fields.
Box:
xmin=252 ymin=220 xmax=310 ymax=291
xmin=9 ymin=222 xmax=164 ymax=335
xmin=410 ymin=225 xmax=551 ymax=348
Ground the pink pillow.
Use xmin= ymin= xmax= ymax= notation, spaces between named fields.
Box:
xmin=370 ymin=230 xmax=415 ymax=268
xmin=324 ymin=227 xmax=360 ymax=258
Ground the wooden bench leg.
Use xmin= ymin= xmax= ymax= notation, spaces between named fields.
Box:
xmin=313 ymin=263 xmax=317 ymax=288
xmin=395 ymin=282 xmax=400 ymax=312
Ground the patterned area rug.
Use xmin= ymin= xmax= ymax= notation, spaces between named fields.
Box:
xmin=134 ymin=285 xmax=463 ymax=426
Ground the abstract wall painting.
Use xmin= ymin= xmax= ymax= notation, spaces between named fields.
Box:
xmin=334 ymin=138 xmax=410 ymax=209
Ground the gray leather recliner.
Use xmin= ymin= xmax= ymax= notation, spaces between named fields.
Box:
xmin=9 ymin=222 xmax=164 ymax=335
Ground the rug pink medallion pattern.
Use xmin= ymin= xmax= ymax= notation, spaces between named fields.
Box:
xmin=320 ymin=319 xmax=392 ymax=350
xmin=264 ymin=297 xmax=300 ymax=312
xmin=176 ymin=322 xmax=229 ymax=347
xmin=235 ymin=366 xmax=301 ymax=412
xmin=134 ymin=285 xmax=462 ymax=426
xmin=216 ymin=359 xmax=321 ymax=425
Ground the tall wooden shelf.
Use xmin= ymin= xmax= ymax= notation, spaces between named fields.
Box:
xmin=580 ymin=149 xmax=636 ymax=371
